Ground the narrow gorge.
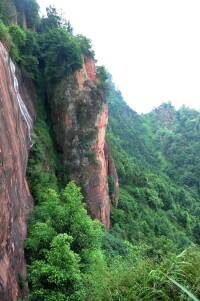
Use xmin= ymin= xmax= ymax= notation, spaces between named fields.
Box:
xmin=0 ymin=40 xmax=118 ymax=299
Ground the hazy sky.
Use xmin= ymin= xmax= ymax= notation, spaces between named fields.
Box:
xmin=37 ymin=0 xmax=200 ymax=113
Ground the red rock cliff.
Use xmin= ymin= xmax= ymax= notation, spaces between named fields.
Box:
xmin=0 ymin=43 xmax=36 ymax=301
xmin=49 ymin=58 xmax=118 ymax=229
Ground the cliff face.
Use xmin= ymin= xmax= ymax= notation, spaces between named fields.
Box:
xmin=104 ymin=142 xmax=119 ymax=206
xmin=49 ymin=57 xmax=118 ymax=229
xmin=0 ymin=43 xmax=118 ymax=298
xmin=0 ymin=43 xmax=36 ymax=301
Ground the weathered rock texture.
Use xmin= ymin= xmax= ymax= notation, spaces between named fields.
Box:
xmin=0 ymin=43 xmax=36 ymax=301
xmin=104 ymin=142 xmax=119 ymax=206
xmin=49 ymin=57 xmax=118 ymax=229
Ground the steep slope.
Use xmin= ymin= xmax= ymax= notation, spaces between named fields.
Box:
xmin=0 ymin=0 xmax=39 ymax=29
xmin=0 ymin=5 xmax=119 ymax=297
xmin=106 ymin=77 xmax=200 ymax=253
xmin=145 ymin=103 xmax=200 ymax=192
xmin=0 ymin=43 xmax=36 ymax=301
xmin=48 ymin=57 xmax=118 ymax=229
xmin=0 ymin=1 xmax=199 ymax=299
xmin=144 ymin=103 xmax=200 ymax=244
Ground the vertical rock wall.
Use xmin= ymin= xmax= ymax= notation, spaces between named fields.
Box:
xmin=0 ymin=43 xmax=36 ymax=301
xmin=49 ymin=58 xmax=118 ymax=229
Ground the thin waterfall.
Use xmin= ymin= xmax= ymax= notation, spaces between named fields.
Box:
xmin=9 ymin=60 xmax=33 ymax=146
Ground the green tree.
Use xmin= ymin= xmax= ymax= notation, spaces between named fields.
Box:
xmin=38 ymin=6 xmax=72 ymax=33
xmin=8 ymin=24 xmax=26 ymax=47
xmin=26 ymin=182 xmax=106 ymax=299
xmin=8 ymin=24 xmax=26 ymax=61
xmin=29 ymin=234 xmax=85 ymax=301
xmin=20 ymin=29 xmax=40 ymax=80
xmin=39 ymin=28 xmax=82 ymax=83
xmin=76 ymin=34 xmax=95 ymax=59
xmin=62 ymin=181 xmax=104 ymax=266
xmin=0 ymin=20 xmax=12 ymax=50
xmin=0 ymin=0 xmax=16 ymax=25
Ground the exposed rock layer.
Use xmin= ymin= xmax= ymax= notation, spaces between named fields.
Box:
xmin=104 ymin=142 xmax=119 ymax=206
xmin=0 ymin=43 xmax=36 ymax=301
xmin=50 ymin=58 xmax=118 ymax=228
xmin=0 ymin=45 xmax=118 ymax=299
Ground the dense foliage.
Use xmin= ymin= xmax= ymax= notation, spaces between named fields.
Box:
xmin=0 ymin=1 xmax=200 ymax=300
xmin=0 ymin=0 xmax=16 ymax=25
xmin=0 ymin=3 xmax=94 ymax=85
xmin=106 ymin=76 xmax=200 ymax=254
xmin=25 ymin=182 xmax=105 ymax=301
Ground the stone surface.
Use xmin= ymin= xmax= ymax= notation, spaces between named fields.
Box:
xmin=0 ymin=43 xmax=36 ymax=301
xmin=49 ymin=57 xmax=118 ymax=229
xmin=0 ymin=37 xmax=118 ymax=300
xmin=104 ymin=142 xmax=119 ymax=207
xmin=83 ymin=56 xmax=99 ymax=82
xmin=75 ymin=56 xmax=99 ymax=91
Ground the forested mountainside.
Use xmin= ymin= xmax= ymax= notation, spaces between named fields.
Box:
xmin=0 ymin=1 xmax=199 ymax=300
xmin=106 ymin=78 xmax=200 ymax=252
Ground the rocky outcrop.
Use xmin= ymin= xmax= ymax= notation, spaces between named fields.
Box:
xmin=0 ymin=38 xmax=118 ymax=298
xmin=0 ymin=43 xmax=36 ymax=301
xmin=83 ymin=56 xmax=99 ymax=82
xmin=22 ymin=11 xmax=28 ymax=29
xmin=75 ymin=56 xmax=99 ymax=91
xmin=104 ymin=142 xmax=119 ymax=206
xmin=49 ymin=57 xmax=118 ymax=229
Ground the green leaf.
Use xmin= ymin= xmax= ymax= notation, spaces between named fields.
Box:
xmin=168 ymin=277 xmax=199 ymax=301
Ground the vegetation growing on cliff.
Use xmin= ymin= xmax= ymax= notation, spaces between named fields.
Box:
xmin=106 ymin=76 xmax=200 ymax=253
xmin=0 ymin=3 xmax=93 ymax=85
xmin=25 ymin=182 xmax=106 ymax=301
xmin=0 ymin=1 xmax=200 ymax=300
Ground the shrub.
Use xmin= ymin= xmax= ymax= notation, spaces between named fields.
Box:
xmin=76 ymin=34 xmax=95 ymax=59
xmin=8 ymin=24 xmax=26 ymax=61
xmin=39 ymin=28 xmax=82 ymax=83
xmin=0 ymin=20 xmax=12 ymax=50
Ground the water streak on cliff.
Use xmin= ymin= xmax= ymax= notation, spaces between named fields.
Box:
xmin=0 ymin=42 xmax=36 ymax=301
xmin=10 ymin=60 xmax=33 ymax=146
